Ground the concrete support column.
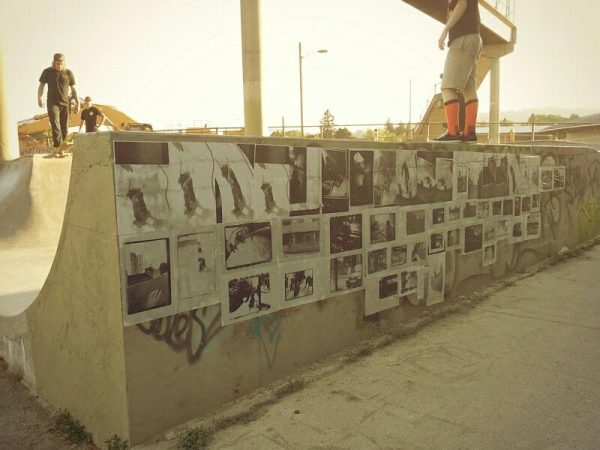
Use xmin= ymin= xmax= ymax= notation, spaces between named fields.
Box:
xmin=488 ymin=56 xmax=500 ymax=144
xmin=0 ymin=51 xmax=19 ymax=160
xmin=240 ymin=0 xmax=263 ymax=137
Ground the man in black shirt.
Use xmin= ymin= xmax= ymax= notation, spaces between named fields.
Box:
xmin=78 ymin=96 xmax=105 ymax=133
xmin=434 ymin=0 xmax=482 ymax=143
xmin=37 ymin=53 xmax=79 ymax=151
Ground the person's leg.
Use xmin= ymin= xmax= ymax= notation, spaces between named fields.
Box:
xmin=461 ymin=35 xmax=483 ymax=141
xmin=47 ymin=104 xmax=62 ymax=147
xmin=59 ymin=105 xmax=69 ymax=143
xmin=436 ymin=36 xmax=470 ymax=141
xmin=441 ymin=88 xmax=461 ymax=137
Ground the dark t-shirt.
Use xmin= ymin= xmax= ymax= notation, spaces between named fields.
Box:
xmin=80 ymin=106 xmax=102 ymax=132
xmin=39 ymin=67 xmax=75 ymax=106
xmin=448 ymin=0 xmax=480 ymax=45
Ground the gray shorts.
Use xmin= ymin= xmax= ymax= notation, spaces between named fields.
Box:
xmin=441 ymin=33 xmax=482 ymax=94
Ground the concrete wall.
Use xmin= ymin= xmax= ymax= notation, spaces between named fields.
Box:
xmin=26 ymin=134 xmax=130 ymax=444
xmin=2 ymin=132 xmax=596 ymax=445
xmin=108 ymin=134 xmax=600 ymax=444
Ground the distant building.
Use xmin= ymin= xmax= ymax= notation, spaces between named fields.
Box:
xmin=539 ymin=113 xmax=600 ymax=144
xmin=128 ymin=252 xmax=145 ymax=275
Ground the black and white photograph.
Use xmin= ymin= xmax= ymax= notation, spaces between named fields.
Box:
xmin=210 ymin=142 xmax=255 ymax=223
xmin=463 ymin=201 xmax=477 ymax=219
xmin=503 ymin=198 xmax=514 ymax=216
xmin=429 ymin=231 xmax=445 ymax=255
xmin=288 ymin=146 xmax=308 ymax=204
xmin=531 ymin=194 xmax=541 ymax=212
xmin=448 ymin=205 xmax=461 ymax=221
xmin=374 ymin=150 xmax=397 ymax=207
xmin=514 ymin=196 xmax=522 ymax=216
xmin=396 ymin=150 xmax=418 ymax=206
xmin=521 ymin=195 xmax=531 ymax=213
xmin=254 ymin=144 xmax=292 ymax=218
xmin=115 ymin=164 xmax=170 ymax=235
xmin=554 ymin=167 xmax=566 ymax=190
xmin=285 ymin=269 xmax=314 ymax=301
xmin=477 ymin=201 xmax=490 ymax=219
xmin=322 ymin=149 xmax=349 ymax=213
xmin=416 ymin=151 xmax=453 ymax=203
xmin=427 ymin=253 xmax=445 ymax=306
xmin=467 ymin=157 xmax=483 ymax=200
xmin=330 ymin=254 xmax=363 ymax=292
xmin=400 ymin=269 xmax=419 ymax=296
xmin=496 ymin=220 xmax=509 ymax=240
xmin=291 ymin=146 xmax=322 ymax=214
xmin=528 ymin=157 xmax=540 ymax=193
xmin=350 ymin=150 xmax=374 ymax=206
xmin=125 ymin=239 xmax=171 ymax=315
xmin=492 ymin=200 xmax=503 ymax=216
xmin=228 ymin=273 xmax=272 ymax=321
xmin=391 ymin=244 xmax=408 ymax=267
xmin=540 ymin=167 xmax=554 ymax=191
xmin=282 ymin=217 xmax=320 ymax=256
xmin=447 ymin=228 xmax=461 ymax=249
xmin=509 ymin=154 xmax=531 ymax=196
xmin=365 ymin=273 xmax=399 ymax=315
xmin=330 ymin=213 xmax=362 ymax=253
xmin=367 ymin=248 xmax=388 ymax=275
xmin=379 ymin=274 xmax=398 ymax=300
xmin=464 ymin=224 xmax=483 ymax=254
xmin=167 ymin=142 xmax=218 ymax=227
xmin=480 ymin=154 xmax=509 ymax=198
xmin=406 ymin=209 xmax=426 ymax=235
xmin=456 ymin=163 xmax=468 ymax=195
xmin=410 ymin=241 xmax=427 ymax=264
xmin=224 ymin=222 xmax=272 ymax=270
xmin=370 ymin=212 xmax=396 ymax=244
xmin=482 ymin=244 xmax=496 ymax=267
xmin=483 ymin=221 xmax=496 ymax=243
xmin=511 ymin=220 xmax=524 ymax=242
xmin=526 ymin=213 xmax=541 ymax=239
xmin=432 ymin=207 xmax=445 ymax=226
xmin=177 ymin=232 xmax=215 ymax=302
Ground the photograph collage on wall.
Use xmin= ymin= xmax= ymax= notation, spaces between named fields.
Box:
xmin=113 ymin=142 xmax=547 ymax=325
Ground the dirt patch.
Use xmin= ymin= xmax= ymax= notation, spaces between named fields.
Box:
xmin=0 ymin=358 xmax=96 ymax=449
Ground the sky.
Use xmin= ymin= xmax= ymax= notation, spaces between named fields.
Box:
xmin=1 ymin=0 xmax=599 ymax=134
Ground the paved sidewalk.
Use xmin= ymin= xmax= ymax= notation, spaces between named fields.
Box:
xmin=200 ymin=246 xmax=600 ymax=449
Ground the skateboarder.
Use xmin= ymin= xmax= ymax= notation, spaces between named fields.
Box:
xmin=37 ymin=53 xmax=79 ymax=156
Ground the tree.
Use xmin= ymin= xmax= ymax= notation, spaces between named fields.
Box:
xmin=334 ymin=127 xmax=352 ymax=139
xmin=320 ymin=109 xmax=335 ymax=138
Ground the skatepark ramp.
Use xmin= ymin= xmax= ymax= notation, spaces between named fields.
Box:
xmin=1 ymin=132 xmax=599 ymax=445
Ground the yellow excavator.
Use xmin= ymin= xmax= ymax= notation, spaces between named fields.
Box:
xmin=18 ymin=102 xmax=153 ymax=155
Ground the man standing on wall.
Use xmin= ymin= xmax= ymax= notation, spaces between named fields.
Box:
xmin=37 ymin=53 xmax=79 ymax=155
xmin=434 ymin=0 xmax=482 ymax=143
xmin=78 ymin=96 xmax=105 ymax=133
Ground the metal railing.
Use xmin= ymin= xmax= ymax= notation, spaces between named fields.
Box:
xmin=18 ymin=120 xmax=600 ymax=156
xmin=483 ymin=0 xmax=515 ymax=23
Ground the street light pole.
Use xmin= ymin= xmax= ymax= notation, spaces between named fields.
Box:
xmin=298 ymin=42 xmax=328 ymax=138
xmin=299 ymin=42 xmax=304 ymax=138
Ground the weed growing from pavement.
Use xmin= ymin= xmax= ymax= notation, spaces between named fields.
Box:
xmin=55 ymin=409 xmax=92 ymax=444
xmin=179 ymin=426 xmax=211 ymax=449
xmin=274 ymin=377 xmax=305 ymax=397
xmin=105 ymin=434 xmax=129 ymax=449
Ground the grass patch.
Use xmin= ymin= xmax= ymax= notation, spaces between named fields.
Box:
xmin=105 ymin=434 xmax=129 ymax=449
xmin=55 ymin=409 xmax=92 ymax=444
xmin=179 ymin=426 xmax=211 ymax=450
